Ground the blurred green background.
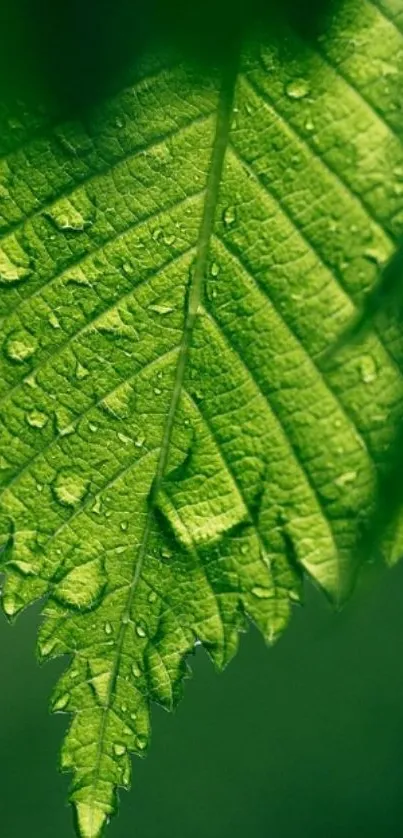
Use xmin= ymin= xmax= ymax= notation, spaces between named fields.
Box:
xmin=2 ymin=561 xmax=403 ymax=838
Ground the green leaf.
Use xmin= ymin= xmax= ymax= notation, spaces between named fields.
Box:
xmin=1 ymin=1 xmax=403 ymax=835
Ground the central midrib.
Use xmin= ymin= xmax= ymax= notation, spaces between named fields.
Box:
xmin=84 ymin=58 xmax=239 ymax=833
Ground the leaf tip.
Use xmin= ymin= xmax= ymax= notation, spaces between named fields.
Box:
xmin=74 ymin=802 xmax=109 ymax=838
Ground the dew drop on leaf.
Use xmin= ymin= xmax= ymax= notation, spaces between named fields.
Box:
xmin=223 ymin=206 xmax=236 ymax=226
xmin=76 ymin=362 xmax=89 ymax=379
xmin=285 ymin=78 xmax=310 ymax=99
xmin=48 ymin=312 xmax=60 ymax=329
xmin=104 ymin=621 xmax=113 ymax=635
xmin=53 ymin=469 xmax=89 ymax=507
xmin=91 ymin=496 xmax=102 ymax=515
xmin=113 ymin=743 xmax=126 ymax=757
xmin=163 ymin=234 xmax=176 ymax=246
xmin=335 ymin=470 xmax=357 ymax=487
xmin=131 ymin=662 xmax=142 ymax=678
xmin=45 ymin=198 xmax=91 ymax=232
xmin=136 ymin=735 xmax=147 ymax=751
xmin=148 ymin=303 xmax=174 ymax=315
xmin=54 ymin=407 xmax=76 ymax=437
xmin=117 ymin=433 xmax=131 ymax=444
xmin=251 ymin=585 xmax=272 ymax=599
xmin=53 ymin=558 xmax=106 ymax=610
xmin=26 ymin=410 xmax=49 ymax=429
xmin=136 ymin=623 xmax=147 ymax=638
xmin=0 ymin=245 xmax=31 ymax=286
xmin=210 ymin=262 xmax=220 ymax=276
xmin=5 ymin=329 xmax=37 ymax=363
xmin=359 ymin=355 xmax=378 ymax=383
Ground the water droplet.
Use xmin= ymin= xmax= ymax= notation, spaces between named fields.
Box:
xmin=135 ymin=435 xmax=145 ymax=448
xmin=45 ymin=198 xmax=91 ymax=232
xmin=154 ymin=387 xmax=162 ymax=396
xmin=163 ymin=234 xmax=176 ymax=246
xmin=160 ymin=547 xmax=172 ymax=560
xmin=53 ymin=557 xmax=106 ymax=610
xmin=285 ymin=78 xmax=310 ymax=100
xmin=25 ymin=372 xmax=37 ymax=388
xmin=5 ymin=330 xmax=37 ymax=363
xmin=251 ymin=585 xmax=272 ymax=599
xmin=75 ymin=361 xmax=89 ymax=379
xmin=148 ymin=590 xmax=157 ymax=603
xmin=65 ymin=267 xmax=92 ymax=287
xmin=91 ymin=496 xmax=102 ymax=516
xmin=53 ymin=469 xmax=89 ymax=507
xmin=48 ymin=312 xmax=60 ymax=329
xmin=89 ymin=422 xmax=98 ymax=433
xmin=130 ymin=711 xmax=137 ymax=721
xmin=104 ymin=622 xmax=113 ymax=635
xmin=52 ymin=693 xmax=69 ymax=712
xmin=131 ymin=662 xmax=142 ymax=678
xmin=359 ymin=355 xmax=377 ymax=384
xmin=26 ymin=410 xmax=48 ymax=429
xmin=54 ymin=407 xmax=75 ymax=437
xmin=0 ymin=244 xmax=31 ymax=286
xmin=115 ymin=116 xmax=125 ymax=129
xmin=304 ymin=116 xmax=315 ymax=132
xmin=223 ymin=206 xmax=236 ymax=226
xmin=210 ymin=262 xmax=220 ymax=277
xmin=136 ymin=623 xmax=147 ymax=638
xmin=97 ymin=307 xmax=131 ymax=336
xmin=120 ymin=521 xmax=128 ymax=531
xmin=148 ymin=303 xmax=174 ymax=315
xmin=117 ymin=433 xmax=131 ymax=444
xmin=113 ymin=743 xmax=126 ymax=757
xmin=136 ymin=735 xmax=147 ymax=751
xmin=89 ymin=668 xmax=112 ymax=705
xmin=335 ymin=471 xmax=357 ymax=487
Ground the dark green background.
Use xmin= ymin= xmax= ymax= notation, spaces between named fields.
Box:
xmin=1 ymin=560 xmax=403 ymax=838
